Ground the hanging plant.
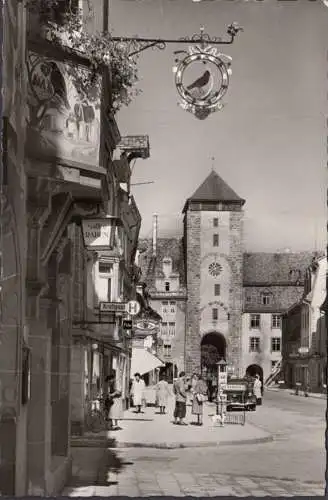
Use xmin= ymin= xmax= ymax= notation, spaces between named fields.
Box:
xmin=25 ymin=0 xmax=141 ymax=112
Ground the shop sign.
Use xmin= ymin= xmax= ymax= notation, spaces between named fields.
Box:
xmin=82 ymin=218 xmax=118 ymax=248
xmin=218 ymin=372 xmax=228 ymax=385
xmin=99 ymin=302 xmax=126 ymax=313
xmin=123 ymin=319 xmax=133 ymax=330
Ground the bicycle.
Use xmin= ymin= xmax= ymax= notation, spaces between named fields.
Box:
xmin=85 ymin=397 xmax=108 ymax=433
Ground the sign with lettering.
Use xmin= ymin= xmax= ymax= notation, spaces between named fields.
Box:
xmin=82 ymin=218 xmax=119 ymax=248
xmin=218 ymin=372 xmax=228 ymax=385
xmin=123 ymin=319 xmax=133 ymax=330
xmin=225 ymin=384 xmax=247 ymax=392
xmin=99 ymin=302 xmax=126 ymax=313
xmin=125 ymin=300 xmax=141 ymax=316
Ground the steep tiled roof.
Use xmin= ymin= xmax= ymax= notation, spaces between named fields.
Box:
xmin=243 ymin=252 xmax=317 ymax=284
xmin=138 ymin=238 xmax=186 ymax=289
xmin=187 ymin=171 xmax=245 ymax=204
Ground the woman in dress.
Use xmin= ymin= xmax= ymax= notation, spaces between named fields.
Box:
xmin=105 ymin=372 xmax=123 ymax=430
xmin=156 ymin=375 xmax=171 ymax=414
xmin=131 ymin=372 xmax=145 ymax=413
xmin=191 ymin=374 xmax=208 ymax=425
xmin=253 ymin=374 xmax=263 ymax=406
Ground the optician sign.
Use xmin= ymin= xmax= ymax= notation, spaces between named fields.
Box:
xmin=82 ymin=217 xmax=122 ymax=248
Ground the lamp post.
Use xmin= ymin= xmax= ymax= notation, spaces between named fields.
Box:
xmin=216 ymin=358 xmax=228 ymax=418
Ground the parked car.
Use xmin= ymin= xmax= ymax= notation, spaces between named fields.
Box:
xmin=225 ymin=378 xmax=257 ymax=412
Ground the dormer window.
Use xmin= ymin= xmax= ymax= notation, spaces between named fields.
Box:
xmin=261 ymin=292 xmax=272 ymax=306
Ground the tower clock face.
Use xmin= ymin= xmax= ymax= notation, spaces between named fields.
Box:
xmin=208 ymin=262 xmax=222 ymax=277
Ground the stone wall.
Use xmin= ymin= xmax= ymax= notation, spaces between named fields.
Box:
xmin=184 ymin=211 xmax=201 ymax=374
xmin=228 ymin=211 xmax=244 ymax=375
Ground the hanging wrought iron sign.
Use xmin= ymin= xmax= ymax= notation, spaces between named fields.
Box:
xmin=173 ymin=26 xmax=238 ymax=120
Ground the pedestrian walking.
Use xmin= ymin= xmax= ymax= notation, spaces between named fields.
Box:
xmin=254 ymin=374 xmax=263 ymax=405
xmin=131 ymin=372 xmax=145 ymax=413
xmin=173 ymin=371 xmax=188 ymax=425
xmin=191 ymin=374 xmax=208 ymax=425
xmin=105 ymin=372 xmax=123 ymax=430
xmin=156 ymin=375 xmax=171 ymax=414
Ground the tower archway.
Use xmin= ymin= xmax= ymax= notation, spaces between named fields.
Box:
xmin=200 ymin=332 xmax=226 ymax=380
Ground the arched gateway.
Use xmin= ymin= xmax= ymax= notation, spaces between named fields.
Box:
xmin=201 ymin=332 xmax=226 ymax=379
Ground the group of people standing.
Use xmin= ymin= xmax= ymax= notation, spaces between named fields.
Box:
xmin=102 ymin=370 xmax=263 ymax=431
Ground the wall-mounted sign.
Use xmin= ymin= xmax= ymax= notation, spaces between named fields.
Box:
xmin=123 ymin=319 xmax=133 ymax=330
xmin=82 ymin=217 xmax=121 ymax=248
xmin=26 ymin=52 xmax=101 ymax=166
xmin=125 ymin=300 xmax=141 ymax=316
xmin=99 ymin=302 xmax=126 ymax=313
xmin=135 ymin=320 xmax=157 ymax=331
xmin=173 ymin=43 xmax=232 ymax=120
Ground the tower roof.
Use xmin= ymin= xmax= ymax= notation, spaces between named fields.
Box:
xmin=183 ymin=171 xmax=245 ymax=212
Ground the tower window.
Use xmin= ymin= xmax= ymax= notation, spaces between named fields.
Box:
xmin=213 ymin=234 xmax=219 ymax=247
xmin=212 ymin=308 xmax=218 ymax=320
xmin=165 ymin=282 xmax=170 ymax=291
xmin=214 ymin=284 xmax=220 ymax=296
xmin=213 ymin=218 xmax=218 ymax=227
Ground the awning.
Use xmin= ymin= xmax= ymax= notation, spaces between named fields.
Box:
xmin=131 ymin=348 xmax=165 ymax=376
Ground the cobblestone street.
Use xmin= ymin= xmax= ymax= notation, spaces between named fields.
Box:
xmin=62 ymin=389 xmax=326 ymax=496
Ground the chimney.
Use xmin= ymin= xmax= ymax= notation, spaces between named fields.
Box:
xmin=152 ymin=213 xmax=158 ymax=256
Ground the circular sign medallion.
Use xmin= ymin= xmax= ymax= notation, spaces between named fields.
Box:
xmin=173 ymin=45 xmax=232 ymax=119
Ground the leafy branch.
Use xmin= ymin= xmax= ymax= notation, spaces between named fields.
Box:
xmin=26 ymin=0 xmax=141 ymax=112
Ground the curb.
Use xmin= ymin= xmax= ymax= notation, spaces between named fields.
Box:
xmin=266 ymin=387 xmax=326 ymax=399
xmin=115 ymin=435 xmax=274 ymax=449
xmin=71 ymin=435 xmax=274 ymax=449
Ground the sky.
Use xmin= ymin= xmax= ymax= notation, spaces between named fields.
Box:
xmin=110 ymin=0 xmax=328 ymax=252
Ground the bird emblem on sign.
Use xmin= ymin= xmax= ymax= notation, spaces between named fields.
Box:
xmin=172 ymin=29 xmax=236 ymax=120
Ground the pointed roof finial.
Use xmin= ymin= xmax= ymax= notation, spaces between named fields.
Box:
xmin=211 ymin=156 xmax=215 ymax=172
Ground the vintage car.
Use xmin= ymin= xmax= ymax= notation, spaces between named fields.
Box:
xmin=225 ymin=378 xmax=257 ymax=412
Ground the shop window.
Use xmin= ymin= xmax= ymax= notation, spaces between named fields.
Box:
xmin=250 ymin=314 xmax=260 ymax=329
xmin=249 ymin=337 xmax=260 ymax=352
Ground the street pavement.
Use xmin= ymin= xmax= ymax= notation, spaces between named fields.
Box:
xmin=62 ymin=389 xmax=326 ymax=496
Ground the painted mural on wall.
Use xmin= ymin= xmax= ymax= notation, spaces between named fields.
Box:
xmin=26 ymin=52 xmax=101 ymax=166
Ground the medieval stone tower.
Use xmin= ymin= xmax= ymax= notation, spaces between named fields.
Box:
xmin=183 ymin=171 xmax=245 ymax=378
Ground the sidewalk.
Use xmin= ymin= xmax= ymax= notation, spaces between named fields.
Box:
xmin=266 ymin=386 xmax=327 ymax=400
xmin=72 ymin=396 xmax=272 ymax=450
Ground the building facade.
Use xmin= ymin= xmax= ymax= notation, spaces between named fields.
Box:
xmin=138 ymin=172 xmax=318 ymax=384
xmin=138 ymin=232 xmax=187 ymax=381
xmin=0 ymin=0 xmax=147 ymax=495
xmin=282 ymin=255 xmax=327 ymax=392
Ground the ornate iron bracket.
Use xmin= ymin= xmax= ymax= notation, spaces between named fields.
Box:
xmin=111 ymin=23 xmax=243 ymax=57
